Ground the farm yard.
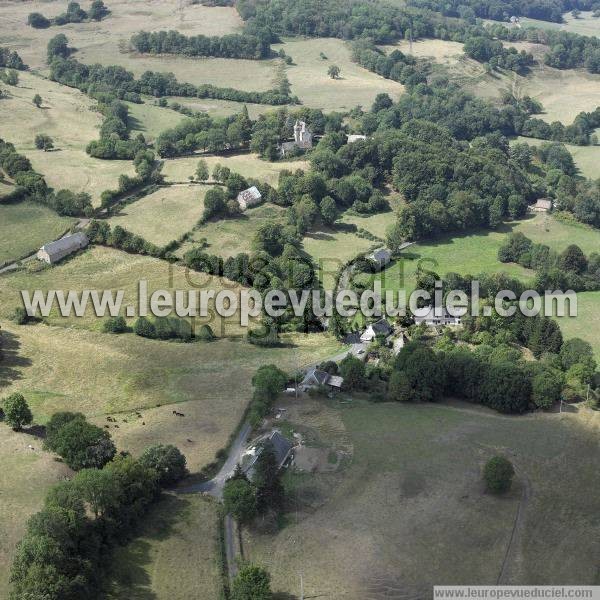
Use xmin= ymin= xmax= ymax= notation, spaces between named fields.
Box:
xmin=107 ymin=184 xmax=206 ymax=247
xmin=244 ymin=399 xmax=600 ymax=597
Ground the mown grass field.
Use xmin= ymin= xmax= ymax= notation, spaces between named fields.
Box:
xmin=161 ymin=153 xmax=309 ymax=187
xmin=558 ymin=291 xmax=600 ymax=361
xmin=176 ymin=203 xmax=287 ymax=259
xmin=0 ymin=0 xmax=244 ymax=73
xmin=0 ymin=71 xmax=135 ymax=205
xmin=520 ymin=11 xmax=600 ymax=37
xmin=108 ymin=184 xmax=206 ymax=247
xmin=165 ymin=96 xmax=278 ymax=119
xmin=0 ymin=202 xmax=74 ymax=265
xmin=245 ymin=400 xmax=600 ymax=597
xmin=274 ymin=37 xmax=405 ymax=112
xmin=106 ymin=495 xmax=222 ymax=600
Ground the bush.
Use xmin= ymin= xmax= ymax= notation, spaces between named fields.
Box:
xmin=197 ymin=324 xmax=214 ymax=341
xmin=103 ymin=315 xmax=127 ymax=333
xmin=10 ymin=307 xmax=30 ymax=325
xmin=483 ymin=456 xmax=515 ymax=494
xmin=2 ymin=393 xmax=33 ymax=431
xmin=133 ymin=316 xmax=156 ymax=339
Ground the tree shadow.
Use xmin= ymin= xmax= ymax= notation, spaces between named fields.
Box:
xmin=0 ymin=329 xmax=31 ymax=388
xmin=127 ymin=114 xmax=145 ymax=133
xmin=273 ymin=593 xmax=299 ymax=600
xmin=103 ymin=494 xmax=192 ymax=600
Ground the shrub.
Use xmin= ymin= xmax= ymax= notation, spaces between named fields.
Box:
xmin=10 ymin=307 xmax=30 ymax=325
xmin=197 ymin=324 xmax=214 ymax=341
xmin=103 ymin=315 xmax=127 ymax=333
xmin=133 ymin=316 xmax=156 ymax=339
xmin=483 ymin=456 xmax=515 ymax=494
xmin=2 ymin=393 xmax=33 ymax=431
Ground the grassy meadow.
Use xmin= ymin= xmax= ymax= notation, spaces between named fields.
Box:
xmin=161 ymin=153 xmax=309 ymax=186
xmin=244 ymin=399 xmax=600 ymax=597
xmin=0 ymin=71 xmax=135 ymax=205
xmin=106 ymin=495 xmax=222 ymax=600
xmin=520 ymin=11 xmax=600 ymax=37
xmin=176 ymin=203 xmax=288 ymax=259
xmin=126 ymin=101 xmax=184 ymax=140
xmin=274 ymin=37 xmax=405 ymax=112
xmin=108 ymin=184 xmax=206 ymax=247
xmin=165 ymin=97 xmax=279 ymax=119
xmin=0 ymin=202 xmax=74 ymax=264
xmin=0 ymin=0 xmax=243 ymax=73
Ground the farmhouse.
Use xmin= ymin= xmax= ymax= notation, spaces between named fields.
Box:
xmin=37 ymin=232 xmax=88 ymax=264
xmin=370 ymin=247 xmax=392 ymax=269
xmin=531 ymin=198 xmax=553 ymax=212
xmin=360 ymin=318 xmax=394 ymax=343
xmin=279 ymin=120 xmax=313 ymax=156
xmin=242 ymin=430 xmax=294 ymax=479
xmin=237 ymin=186 xmax=262 ymax=210
xmin=300 ymin=368 xmax=344 ymax=392
xmin=413 ymin=306 xmax=462 ymax=327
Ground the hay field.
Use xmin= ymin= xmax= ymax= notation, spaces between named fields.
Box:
xmin=0 ymin=425 xmax=72 ymax=598
xmin=0 ymin=0 xmax=244 ymax=73
xmin=557 ymin=291 xmax=600 ymax=361
xmin=340 ymin=210 xmax=395 ymax=240
xmin=176 ymin=203 xmax=287 ymax=259
xmin=108 ymin=184 xmax=205 ymax=247
xmin=520 ymin=11 xmax=600 ymax=37
xmin=273 ymin=38 xmax=405 ymax=112
xmin=106 ymin=495 xmax=221 ymax=600
xmin=385 ymin=38 xmax=466 ymax=66
xmin=0 ymin=202 xmax=74 ymax=264
xmin=162 ymin=153 xmax=309 ymax=186
xmin=244 ymin=400 xmax=600 ymax=596
xmin=0 ymin=71 xmax=135 ymax=205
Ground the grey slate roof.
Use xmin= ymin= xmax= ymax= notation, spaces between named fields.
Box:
xmin=40 ymin=232 xmax=88 ymax=260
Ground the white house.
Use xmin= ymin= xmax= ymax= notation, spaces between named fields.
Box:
xmin=413 ymin=306 xmax=462 ymax=327
xmin=237 ymin=186 xmax=262 ymax=210
xmin=37 ymin=232 xmax=88 ymax=265
xmin=360 ymin=318 xmax=394 ymax=343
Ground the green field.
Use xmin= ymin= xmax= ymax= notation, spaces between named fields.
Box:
xmin=0 ymin=202 xmax=74 ymax=265
xmin=106 ymin=495 xmax=222 ymax=600
xmin=512 ymin=136 xmax=600 ymax=180
xmin=244 ymin=399 xmax=600 ymax=596
xmin=558 ymin=291 xmax=600 ymax=361
xmin=165 ymin=97 xmax=279 ymax=119
xmin=177 ymin=203 xmax=287 ymax=259
xmin=520 ymin=11 xmax=600 ymax=37
xmin=162 ymin=153 xmax=309 ymax=187
xmin=108 ymin=184 xmax=206 ymax=247
xmin=126 ymin=101 xmax=184 ymax=140
xmin=0 ymin=71 xmax=135 ymax=205
xmin=274 ymin=37 xmax=405 ymax=112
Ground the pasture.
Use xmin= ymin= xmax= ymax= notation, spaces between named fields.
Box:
xmin=557 ymin=291 xmax=600 ymax=362
xmin=0 ymin=71 xmax=135 ymax=205
xmin=108 ymin=184 xmax=205 ymax=247
xmin=0 ymin=202 xmax=74 ymax=265
xmin=244 ymin=399 xmax=600 ymax=597
xmin=0 ymin=0 xmax=243 ymax=73
xmin=165 ymin=97 xmax=278 ymax=119
xmin=161 ymin=153 xmax=309 ymax=186
xmin=0 ymin=317 xmax=344 ymax=470
xmin=126 ymin=101 xmax=184 ymax=140
xmin=176 ymin=203 xmax=287 ymax=259
xmin=106 ymin=494 xmax=221 ymax=600
xmin=0 ymin=245 xmax=252 ymax=332
xmin=520 ymin=11 xmax=600 ymax=37
xmin=273 ymin=37 xmax=405 ymax=112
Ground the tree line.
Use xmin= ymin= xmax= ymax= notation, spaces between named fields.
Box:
xmin=2 ymin=398 xmax=188 ymax=599
xmin=130 ymin=30 xmax=271 ymax=59
xmin=28 ymin=0 xmax=109 ymax=28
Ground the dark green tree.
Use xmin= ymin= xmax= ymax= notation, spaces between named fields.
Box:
xmin=2 ymin=393 xmax=33 ymax=431
xmin=483 ymin=456 xmax=515 ymax=494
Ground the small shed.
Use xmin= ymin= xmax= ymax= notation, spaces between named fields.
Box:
xmin=37 ymin=232 xmax=88 ymax=265
xmin=370 ymin=247 xmax=392 ymax=269
xmin=237 ymin=186 xmax=262 ymax=210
